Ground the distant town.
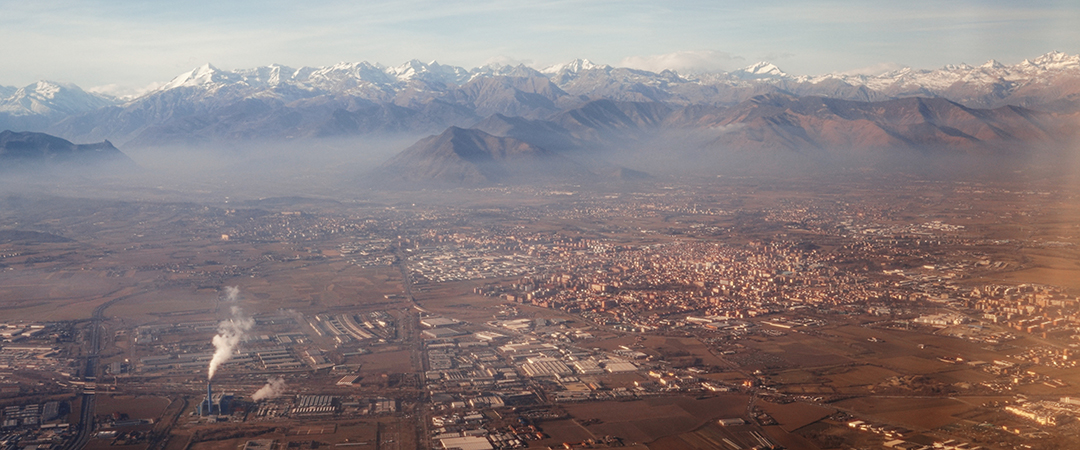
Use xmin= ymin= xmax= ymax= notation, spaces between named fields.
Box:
xmin=2 ymin=175 xmax=1080 ymax=450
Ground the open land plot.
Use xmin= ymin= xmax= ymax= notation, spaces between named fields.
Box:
xmin=648 ymin=422 xmax=820 ymax=450
xmin=1000 ymin=252 xmax=1080 ymax=290
xmin=106 ymin=288 xmax=225 ymax=324
xmin=923 ymin=367 xmax=997 ymax=386
xmin=763 ymin=425 xmax=829 ymax=450
xmin=771 ymin=369 xmax=825 ymax=386
xmin=242 ymin=266 xmax=406 ymax=314
xmin=95 ymin=394 xmax=172 ymax=420
xmin=793 ymin=421 xmax=872 ymax=450
xmin=646 ymin=336 xmax=729 ymax=367
xmin=554 ymin=395 xmax=750 ymax=445
xmin=262 ymin=263 xmax=387 ymax=310
xmin=532 ymin=419 xmax=596 ymax=447
xmin=774 ymin=342 xmax=856 ymax=367
xmin=1013 ymin=379 xmax=1080 ymax=397
xmin=700 ymin=371 xmax=755 ymax=385
xmin=0 ymin=261 xmax=137 ymax=321
xmin=586 ymin=335 xmax=727 ymax=368
xmin=814 ymin=364 xmax=902 ymax=389
xmin=413 ymin=281 xmax=588 ymax=327
xmin=412 ymin=283 xmax=514 ymax=322
xmin=757 ymin=400 xmax=835 ymax=432
xmin=180 ymin=418 xmax=406 ymax=450
xmin=821 ymin=326 xmax=1012 ymax=367
xmin=873 ymin=354 xmax=963 ymax=376
xmin=85 ymin=441 xmax=146 ymax=450
xmin=647 ymin=424 xmax=758 ymax=450
xmin=587 ymin=335 xmax=645 ymax=354
xmin=352 ymin=349 xmax=413 ymax=375
xmin=733 ymin=331 xmax=867 ymax=368
xmin=592 ymin=372 xmax=649 ymax=389
xmin=833 ymin=396 xmax=977 ymax=430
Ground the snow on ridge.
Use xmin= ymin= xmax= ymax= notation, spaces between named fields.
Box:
xmin=232 ymin=64 xmax=292 ymax=89
xmin=383 ymin=59 xmax=471 ymax=84
xmin=14 ymin=51 xmax=1076 ymax=110
xmin=0 ymin=80 xmax=115 ymax=116
xmin=158 ymin=63 xmax=239 ymax=91
xmin=789 ymin=50 xmax=1080 ymax=95
xmin=144 ymin=50 xmax=1080 ymax=99
xmin=540 ymin=59 xmax=607 ymax=75
xmin=736 ymin=62 xmax=786 ymax=77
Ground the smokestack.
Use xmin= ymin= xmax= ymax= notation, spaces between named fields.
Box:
xmin=206 ymin=382 xmax=213 ymax=415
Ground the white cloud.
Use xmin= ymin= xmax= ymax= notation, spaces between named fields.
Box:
xmin=619 ymin=50 xmax=745 ymax=74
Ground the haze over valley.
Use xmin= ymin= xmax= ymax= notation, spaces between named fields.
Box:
xmin=2 ymin=52 xmax=1080 ymax=195
xmin=4 ymin=3 xmax=1080 ymax=450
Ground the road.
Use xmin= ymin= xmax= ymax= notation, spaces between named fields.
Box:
xmin=63 ymin=290 xmax=148 ymax=450
xmin=394 ymin=247 xmax=430 ymax=450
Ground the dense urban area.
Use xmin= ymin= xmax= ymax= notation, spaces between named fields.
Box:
xmin=3 ymin=174 xmax=1080 ymax=450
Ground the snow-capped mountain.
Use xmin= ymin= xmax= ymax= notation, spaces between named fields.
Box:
xmin=730 ymin=62 xmax=788 ymax=79
xmin=541 ymin=58 xmax=607 ymax=76
xmin=0 ymin=81 xmax=116 ymax=117
xmin=388 ymin=60 xmax=472 ymax=85
xmin=0 ymin=81 xmax=117 ymax=134
xmin=78 ymin=51 xmax=1080 ymax=112
xmin=158 ymin=63 xmax=240 ymax=91
xmin=1 ymin=52 xmax=1077 ymax=148
xmin=787 ymin=51 xmax=1080 ymax=109
xmin=44 ymin=59 xmax=572 ymax=146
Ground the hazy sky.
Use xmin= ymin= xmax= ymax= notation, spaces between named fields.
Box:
xmin=3 ymin=0 xmax=1079 ymax=96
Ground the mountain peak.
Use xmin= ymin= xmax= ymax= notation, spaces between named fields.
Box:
xmin=159 ymin=63 xmax=235 ymax=91
xmin=391 ymin=59 xmax=427 ymax=77
xmin=381 ymin=126 xmax=589 ymax=186
xmin=387 ymin=60 xmax=471 ymax=84
xmin=0 ymin=80 xmax=115 ymax=117
xmin=943 ymin=63 xmax=973 ymax=71
xmin=541 ymin=59 xmax=606 ymax=74
xmin=25 ymin=80 xmax=69 ymax=98
xmin=732 ymin=62 xmax=787 ymax=79
xmin=1029 ymin=50 xmax=1080 ymax=70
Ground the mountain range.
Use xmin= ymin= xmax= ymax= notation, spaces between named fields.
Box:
xmin=1 ymin=51 xmax=1077 ymax=146
xmin=2 ymin=52 xmax=1080 ymax=184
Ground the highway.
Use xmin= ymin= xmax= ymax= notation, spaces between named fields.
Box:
xmin=394 ymin=247 xmax=429 ymax=450
xmin=62 ymin=290 xmax=147 ymax=450
xmin=62 ymin=322 xmax=100 ymax=450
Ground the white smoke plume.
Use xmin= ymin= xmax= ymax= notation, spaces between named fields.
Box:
xmin=223 ymin=286 xmax=240 ymax=303
xmin=251 ymin=376 xmax=287 ymax=401
xmin=207 ymin=287 xmax=253 ymax=380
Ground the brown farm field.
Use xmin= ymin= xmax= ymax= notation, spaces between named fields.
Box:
xmin=833 ymin=396 xmax=976 ymax=430
xmin=549 ymin=395 xmax=750 ymax=445
xmin=648 ymin=422 xmax=822 ymax=450
xmin=180 ymin=419 xmax=408 ymax=450
xmin=95 ymin=395 xmax=172 ymax=420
